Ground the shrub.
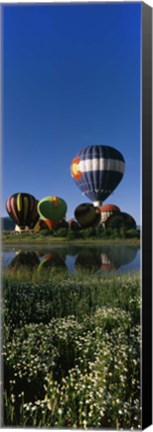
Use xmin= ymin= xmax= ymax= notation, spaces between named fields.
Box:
xmin=40 ymin=229 xmax=53 ymax=237
xmin=119 ymin=227 xmax=127 ymax=239
xmin=54 ymin=228 xmax=68 ymax=238
xmin=126 ymin=229 xmax=140 ymax=239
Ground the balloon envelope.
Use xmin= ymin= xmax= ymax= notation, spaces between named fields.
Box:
xmin=71 ymin=145 xmax=125 ymax=205
xmin=37 ymin=196 xmax=67 ymax=222
xmin=6 ymin=193 xmax=39 ymax=227
xmin=68 ymin=219 xmax=79 ymax=230
xmin=74 ymin=203 xmax=101 ymax=228
xmin=55 ymin=219 xmax=69 ymax=230
xmin=100 ymin=204 xmax=121 ymax=224
xmin=33 ymin=219 xmax=57 ymax=232
xmin=106 ymin=212 xmax=136 ymax=230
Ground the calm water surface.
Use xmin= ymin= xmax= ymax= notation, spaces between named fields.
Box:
xmin=2 ymin=244 xmax=140 ymax=274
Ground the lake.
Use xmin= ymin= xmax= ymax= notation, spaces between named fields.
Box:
xmin=2 ymin=243 xmax=140 ymax=274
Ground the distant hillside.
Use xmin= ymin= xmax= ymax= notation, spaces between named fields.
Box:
xmin=1 ymin=217 xmax=15 ymax=231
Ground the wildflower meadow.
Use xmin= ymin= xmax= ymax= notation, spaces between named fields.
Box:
xmin=3 ymin=268 xmax=141 ymax=429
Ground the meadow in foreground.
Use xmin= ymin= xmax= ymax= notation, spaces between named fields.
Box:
xmin=3 ymin=268 xmax=141 ymax=429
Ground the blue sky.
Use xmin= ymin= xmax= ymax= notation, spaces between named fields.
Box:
xmin=2 ymin=2 xmax=141 ymax=223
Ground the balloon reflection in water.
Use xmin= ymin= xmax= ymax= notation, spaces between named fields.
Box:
xmin=8 ymin=251 xmax=40 ymax=271
xmin=38 ymin=252 xmax=67 ymax=272
xmin=75 ymin=250 xmax=101 ymax=273
xmin=75 ymin=245 xmax=139 ymax=273
xmin=101 ymin=253 xmax=117 ymax=272
xmin=107 ymin=245 xmax=138 ymax=269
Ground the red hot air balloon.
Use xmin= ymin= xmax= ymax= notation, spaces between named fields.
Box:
xmin=100 ymin=204 xmax=120 ymax=225
xmin=6 ymin=193 xmax=39 ymax=229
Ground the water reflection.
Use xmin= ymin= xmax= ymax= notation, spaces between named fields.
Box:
xmin=76 ymin=250 xmax=101 ymax=273
xmin=38 ymin=252 xmax=67 ymax=272
xmin=100 ymin=245 xmax=138 ymax=272
xmin=3 ymin=244 xmax=140 ymax=274
xmin=8 ymin=251 xmax=39 ymax=271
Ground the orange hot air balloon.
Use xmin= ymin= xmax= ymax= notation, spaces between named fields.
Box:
xmin=45 ymin=220 xmax=58 ymax=230
xmin=33 ymin=219 xmax=58 ymax=232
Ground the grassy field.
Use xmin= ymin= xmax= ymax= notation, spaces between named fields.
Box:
xmin=2 ymin=227 xmax=140 ymax=245
xmin=3 ymin=268 xmax=141 ymax=429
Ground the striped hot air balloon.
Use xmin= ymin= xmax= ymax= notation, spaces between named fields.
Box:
xmin=6 ymin=193 xmax=39 ymax=228
xmin=71 ymin=145 xmax=125 ymax=206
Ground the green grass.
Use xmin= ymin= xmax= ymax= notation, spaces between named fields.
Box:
xmin=3 ymin=268 xmax=141 ymax=429
xmin=2 ymin=227 xmax=140 ymax=245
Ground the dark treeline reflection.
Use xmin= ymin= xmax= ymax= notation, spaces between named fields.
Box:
xmin=6 ymin=245 xmax=139 ymax=274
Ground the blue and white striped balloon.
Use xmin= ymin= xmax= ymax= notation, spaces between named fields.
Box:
xmin=70 ymin=145 xmax=125 ymax=206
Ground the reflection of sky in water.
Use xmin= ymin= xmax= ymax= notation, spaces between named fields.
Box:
xmin=2 ymin=246 xmax=140 ymax=274
xmin=65 ymin=255 xmax=78 ymax=273
xmin=99 ymin=250 xmax=140 ymax=274
xmin=117 ymin=251 xmax=140 ymax=273
xmin=2 ymin=251 xmax=16 ymax=268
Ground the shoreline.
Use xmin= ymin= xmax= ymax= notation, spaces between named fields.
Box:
xmin=2 ymin=238 xmax=140 ymax=248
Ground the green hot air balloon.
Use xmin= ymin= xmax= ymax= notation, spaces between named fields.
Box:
xmin=37 ymin=196 xmax=67 ymax=222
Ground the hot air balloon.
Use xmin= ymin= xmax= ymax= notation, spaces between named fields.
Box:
xmin=33 ymin=219 xmax=57 ymax=232
xmin=6 ymin=193 xmax=39 ymax=229
xmin=106 ymin=212 xmax=136 ymax=230
xmin=71 ymin=145 xmax=125 ymax=206
xmin=55 ymin=219 xmax=69 ymax=230
xmin=74 ymin=203 xmax=101 ymax=228
xmin=100 ymin=204 xmax=120 ymax=225
xmin=37 ymin=196 xmax=67 ymax=222
xmin=68 ymin=219 xmax=79 ymax=230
